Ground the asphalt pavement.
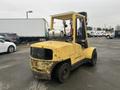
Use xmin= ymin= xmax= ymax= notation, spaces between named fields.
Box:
xmin=0 ymin=38 xmax=120 ymax=90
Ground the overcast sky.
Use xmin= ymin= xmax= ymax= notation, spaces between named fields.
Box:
xmin=0 ymin=0 xmax=120 ymax=28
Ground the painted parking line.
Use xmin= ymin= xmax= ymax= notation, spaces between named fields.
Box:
xmin=26 ymin=80 xmax=48 ymax=90
xmin=0 ymin=62 xmax=18 ymax=70
xmin=0 ymin=81 xmax=10 ymax=90
xmin=15 ymin=49 xmax=29 ymax=54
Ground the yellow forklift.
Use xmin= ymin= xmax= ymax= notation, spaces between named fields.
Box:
xmin=30 ymin=11 xmax=97 ymax=83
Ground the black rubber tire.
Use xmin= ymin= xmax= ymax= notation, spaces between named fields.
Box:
xmin=55 ymin=63 xmax=71 ymax=83
xmin=8 ymin=46 xmax=15 ymax=53
xmin=106 ymin=35 xmax=110 ymax=39
xmin=89 ymin=49 xmax=97 ymax=66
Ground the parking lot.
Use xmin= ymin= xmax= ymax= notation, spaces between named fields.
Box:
xmin=0 ymin=38 xmax=120 ymax=90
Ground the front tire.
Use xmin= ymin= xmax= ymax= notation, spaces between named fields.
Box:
xmin=8 ymin=46 xmax=15 ymax=53
xmin=89 ymin=49 xmax=97 ymax=66
xmin=55 ymin=63 xmax=71 ymax=83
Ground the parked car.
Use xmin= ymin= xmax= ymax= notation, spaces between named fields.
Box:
xmin=0 ymin=33 xmax=20 ymax=44
xmin=105 ymin=32 xmax=115 ymax=39
xmin=0 ymin=39 xmax=16 ymax=53
xmin=87 ymin=30 xmax=105 ymax=37
xmin=0 ymin=35 xmax=5 ymax=40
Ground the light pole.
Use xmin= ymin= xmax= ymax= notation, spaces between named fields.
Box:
xmin=26 ymin=10 xmax=33 ymax=19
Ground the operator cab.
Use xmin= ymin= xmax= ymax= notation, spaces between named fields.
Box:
xmin=48 ymin=12 xmax=88 ymax=48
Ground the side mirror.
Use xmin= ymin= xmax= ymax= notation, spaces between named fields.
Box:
xmin=48 ymin=28 xmax=50 ymax=31
xmin=64 ymin=24 xmax=68 ymax=28
xmin=63 ymin=20 xmax=68 ymax=28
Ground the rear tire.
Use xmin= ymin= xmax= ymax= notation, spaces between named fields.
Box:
xmin=55 ymin=63 xmax=71 ymax=83
xmin=88 ymin=49 xmax=97 ymax=66
xmin=8 ymin=46 xmax=15 ymax=53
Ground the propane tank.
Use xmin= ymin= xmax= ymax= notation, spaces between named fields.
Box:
xmin=48 ymin=29 xmax=64 ymax=38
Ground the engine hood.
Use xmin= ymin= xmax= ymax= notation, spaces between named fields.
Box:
xmin=31 ymin=41 xmax=73 ymax=49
